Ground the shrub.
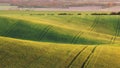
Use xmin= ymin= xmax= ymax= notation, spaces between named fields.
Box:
xmin=110 ymin=12 xmax=120 ymax=15
xmin=58 ymin=13 xmax=67 ymax=15
xmin=77 ymin=13 xmax=81 ymax=15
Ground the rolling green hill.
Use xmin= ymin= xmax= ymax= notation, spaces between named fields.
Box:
xmin=0 ymin=12 xmax=120 ymax=44
xmin=0 ymin=36 xmax=120 ymax=68
xmin=0 ymin=16 xmax=104 ymax=45
xmin=0 ymin=11 xmax=120 ymax=68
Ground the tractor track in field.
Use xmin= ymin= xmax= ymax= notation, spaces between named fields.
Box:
xmin=66 ymin=46 xmax=88 ymax=68
xmin=63 ymin=47 xmax=80 ymax=68
xmin=71 ymin=32 xmax=83 ymax=44
xmin=84 ymin=46 xmax=101 ymax=68
xmin=88 ymin=16 xmax=100 ymax=32
xmin=91 ymin=46 xmax=103 ymax=68
xmin=3 ymin=22 xmax=18 ymax=36
xmin=71 ymin=16 xmax=100 ymax=44
xmin=37 ymin=25 xmax=49 ymax=39
xmin=81 ymin=46 xmax=97 ymax=68
xmin=110 ymin=16 xmax=120 ymax=44
xmin=38 ymin=26 xmax=53 ymax=40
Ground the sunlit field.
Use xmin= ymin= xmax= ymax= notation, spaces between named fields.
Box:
xmin=0 ymin=11 xmax=120 ymax=68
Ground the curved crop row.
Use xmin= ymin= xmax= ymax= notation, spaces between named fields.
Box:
xmin=38 ymin=26 xmax=53 ymax=40
xmin=71 ymin=32 xmax=83 ymax=44
xmin=66 ymin=46 xmax=88 ymax=68
xmin=88 ymin=16 xmax=100 ymax=32
xmin=110 ymin=16 xmax=120 ymax=44
xmin=81 ymin=46 xmax=97 ymax=68
xmin=0 ymin=17 xmax=104 ymax=45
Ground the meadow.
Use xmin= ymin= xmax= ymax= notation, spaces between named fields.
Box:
xmin=0 ymin=11 xmax=120 ymax=68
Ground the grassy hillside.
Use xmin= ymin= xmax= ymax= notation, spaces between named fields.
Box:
xmin=0 ymin=11 xmax=120 ymax=68
xmin=0 ymin=16 xmax=104 ymax=45
xmin=0 ymin=11 xmax=120 ymax=44
xmin=0 ymin=36 xmax=120 ymax=68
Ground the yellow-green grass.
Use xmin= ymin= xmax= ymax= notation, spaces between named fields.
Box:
xmin=0 ymin=11 xmax=120 ymax=68
xmin=0 ymin=36 xmax=120 ymax=68
xmin=0 ymin=12 xmax=120 ymax=44
xmin=0 ymin=11 xmax=119 ymax=36
xmin=0 ymin=16 xmax=111 ymax=45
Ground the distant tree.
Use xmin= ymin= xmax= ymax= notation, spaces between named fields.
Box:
xmin=77 ymin=13 xmax=81 ymax=15
xmin=58 ymin=13 xmax=67 ymax=15
xmin=117 ymin=12 xmax=120 ymax=15
xmin=110 ymin=12 xmax=118 ymax=15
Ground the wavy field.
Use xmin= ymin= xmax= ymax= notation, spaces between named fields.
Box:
xmin=0 ymin=11 xmax=120 ymax=68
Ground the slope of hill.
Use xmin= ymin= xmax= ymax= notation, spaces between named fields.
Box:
xmin=0 ymin=11 xmax=120 ymax=68
xmin=0 ymin=16 xmax=105 ymax=45
xmin=0 ymin=11 xmax=120 ymax=44
xmin=0 ymin=36 xmax=120 ymax=68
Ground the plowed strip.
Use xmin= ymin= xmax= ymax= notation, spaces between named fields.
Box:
xmin=67 ymin=46 xmax=88 ymax=68
xmin=81 ymin=46 xmax=97 ymax=68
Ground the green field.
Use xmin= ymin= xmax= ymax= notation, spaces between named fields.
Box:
xmin=0 ymin=11 xmax=120 ymax=68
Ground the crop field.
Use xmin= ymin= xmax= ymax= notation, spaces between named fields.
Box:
xmin=0 ymin=11 xmax=120 ymax=68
